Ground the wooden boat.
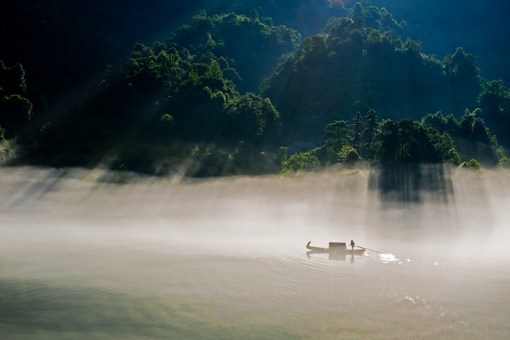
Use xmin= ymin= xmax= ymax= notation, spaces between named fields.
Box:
xmin=306 ymin=241 xmax=366 ymax=255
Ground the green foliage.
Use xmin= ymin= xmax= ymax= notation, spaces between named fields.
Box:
xmin=372 ymin=119 xmax=456 ymax=164
xmin=426 ymin=129 xmax=461 ymax=165
xmin=231 ymin=141 xmax=279 ymax=174
xmin=187 ymin=145 xmax=232 ymax=177
xmin=7 ymin=5 xmax=509 ymax=176
xmin=169 ymin=12 xmax=301 ymax=93
xmin=281 ymin=150 xmax=321 ymax=174
xmin=499 ymin=157 xmax=510 ymax=168
xmin=0 ymin=61 xmax=26 ymax=93
xmin=278 ymin=146 xmax=288 ymax=162
xmin=2 ymin=94 xmax=32 ymax=117
xmin=359 ymin=109 xmax=377 ymax=158
xmin=457 ymin=109 xmax=498 ymax=165
xmin=478 ymin=80 xmax=510 ymax=147
xmin=351 ymin=111 xmax=363 ymax=150
xmin=323 ymin=120 xmax=351 ymax=162
xmin=0 ymin=137 xmax=17 ymax=164
xmin=421 ymin=110 xmax=499 ymax=166
xmin=160 ymin=114 xmax=174 ymax=123
xmin=183 ymin=142 xmax=278 ymax=177
xmin=18 ymin=14 xmax=289 ymax=173
xmin=461 ymin=159 xmax=481 ymax=169
xmin=347 ymin=1 xmax=406 ymax=34
xmin=263 ymin=13 xmax=481 ymax=142
xmin=421 ymin=111 xmax=457 ymax=133
xmin=338 ymin=145 xmax=360 ymax=163
xmin=444 ymin=47 xmax=475 ymax=75
xmin=0 ymin=61 xmax=32 ymax=138
xmin=226 ymin=93 xmax=279 ymax=144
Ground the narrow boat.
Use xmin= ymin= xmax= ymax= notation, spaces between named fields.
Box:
xmin=306 ymin=241 xmax=366 ymax=255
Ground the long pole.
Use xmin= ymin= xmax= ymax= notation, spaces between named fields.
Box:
xmin=356 ymin=245 xmax=385 ymax=254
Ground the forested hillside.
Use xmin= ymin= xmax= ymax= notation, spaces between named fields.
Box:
xmin=0 ymin=0 xmax=342 ymax=99
xmin=1 ymin=1 xmax=509 ymax=176
xmin=262 ymin=8 xmax=480 ymax=142
xmin=1 ymin=0 xmax=507 ymax=100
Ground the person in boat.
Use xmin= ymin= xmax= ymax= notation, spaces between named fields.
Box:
xmin=350 ymin=240 xmax=355 ymax=251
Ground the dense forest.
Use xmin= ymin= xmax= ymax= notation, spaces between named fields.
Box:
xmin=1 ymin=0 xmax=508 ymax=98
xmin=1 ymin=1 xmax=509 ymax=177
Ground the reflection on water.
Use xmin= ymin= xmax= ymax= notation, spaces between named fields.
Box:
xmin=1 ymin=167 xmax=510 ymax=339
xmin=378 ymin=253 xmax=399 ymax=263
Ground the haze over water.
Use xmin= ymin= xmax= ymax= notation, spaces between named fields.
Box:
xmin=1 ymin=167 xmax=510 ymax=339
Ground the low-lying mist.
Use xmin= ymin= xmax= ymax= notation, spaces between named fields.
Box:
xmin=1 ymin=165 xmax=508 ymax=254
xmin=1 ymin=166 xmax=510 ymax=339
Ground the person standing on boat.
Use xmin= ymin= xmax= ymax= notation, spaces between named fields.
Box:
xmin=350 ymin=240 xmax=355 ymax=251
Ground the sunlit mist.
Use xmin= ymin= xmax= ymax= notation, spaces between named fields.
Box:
xmin=1 ymin=167 xmax=509 ymax=338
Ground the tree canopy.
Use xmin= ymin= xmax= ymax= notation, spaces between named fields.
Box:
xmin=262 ymin=8 xmax=481 ymax=143
xmin=1 ymin=2 xmax=508 ymax=176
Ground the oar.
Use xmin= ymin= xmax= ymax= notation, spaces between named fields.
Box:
xmin=356 ymin=245 xmax=385 ymax=254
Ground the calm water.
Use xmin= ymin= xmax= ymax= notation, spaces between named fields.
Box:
xmin=1 ymin=167 xmax=510 ymax=339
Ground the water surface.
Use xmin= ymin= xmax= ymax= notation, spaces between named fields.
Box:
xmin=1 ymin=167 xmax=509 ymax=339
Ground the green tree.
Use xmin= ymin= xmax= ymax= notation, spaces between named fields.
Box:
xmin=456 ymin=109 xmax=498 ymax=165
xmin=423 ymin=110 xmax=499 ymax=165
xmin=0 ymin=61 xmax=32 ymax=138
xmin=338 ymin=145 xmax=360 ymax=163
xmin=461 ymin=159 xmax=481 ymax=169
xmin=360 ymin=109 xmax=377 ymax=159
xmin=170 ymin=12 xmax=301 ymax=93
xmin=226 ymin=93 xmax=280 ymax=144
xmin=351 ymin=111 xmax=362 ymax=151
xmin=281 ymin=151 xmax=321 ymax=174
xmin=0 ymin=94 xmax=32 ymax=137
xmin=443 ymin=47 xmax=481 ymax=113
xmin=263 ymin=8 xmax=481 ymax=139
xmin=478 ymin=80 xmax=510 ymax=147
xmin=323 ymin=120 xmax=351 ymax=163
xmin=372 ymin=119 xmax=455 ymax=164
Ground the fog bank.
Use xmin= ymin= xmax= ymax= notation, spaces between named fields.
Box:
xmin=1 ymin=166 xmax=510 ymax=339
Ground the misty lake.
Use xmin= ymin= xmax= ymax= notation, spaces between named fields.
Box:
xmin=1 ymin=167 xmax=510 ymax=339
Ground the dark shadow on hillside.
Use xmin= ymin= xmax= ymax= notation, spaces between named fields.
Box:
xmin=369 ymin=163 xmax=454 ymax=204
